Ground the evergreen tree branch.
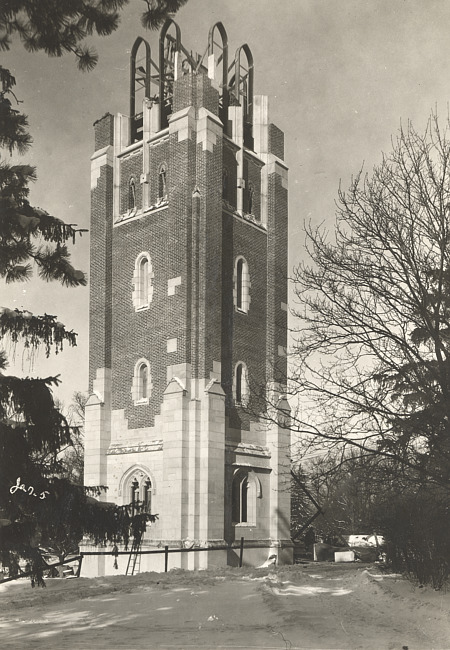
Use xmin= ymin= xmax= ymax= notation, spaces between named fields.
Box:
xmin=0 ymin=308 xmax=78 ymax=356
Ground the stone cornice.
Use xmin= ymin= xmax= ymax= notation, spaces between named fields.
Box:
xmin=225 ymin=442 xmax=270 ymax=458
xmin=107 ymin=440 xmax=163 ymax=455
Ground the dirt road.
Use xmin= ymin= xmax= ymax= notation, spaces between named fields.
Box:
xmin=0 ymin=563 xmax=448 ymax=649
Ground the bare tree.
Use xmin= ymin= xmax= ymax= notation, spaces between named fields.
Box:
xmin=61 ymin=391 xmax=87 ymax=484
xmin=288 ymin=112 xmax=450 ymax=487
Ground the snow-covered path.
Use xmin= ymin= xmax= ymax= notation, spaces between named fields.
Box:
xmin=0 ymin=564 xmax=448 ymax=649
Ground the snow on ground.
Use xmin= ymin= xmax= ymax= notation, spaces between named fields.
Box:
xmin=0 ymin=563 xmax=449 ymax=649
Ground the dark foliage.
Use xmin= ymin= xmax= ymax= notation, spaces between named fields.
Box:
xmin=292 ymin=450 xmax=450 ymax=588
xmin=1 ymin=1 xmax=186 ymax=584
xmin=141 ymin=0 xmax=188 ymax=30
xmin=372 ymin=485 xmax=450 ymax=589
xmin=0 ymin=1 xmax=128 ymax=71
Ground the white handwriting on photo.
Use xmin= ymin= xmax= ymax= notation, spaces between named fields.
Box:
xmin=10 ymin=478 xmax=50 ymax=500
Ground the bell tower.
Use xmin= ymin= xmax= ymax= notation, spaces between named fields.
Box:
xmin=83 ymin=19 xmax=292 ymax=575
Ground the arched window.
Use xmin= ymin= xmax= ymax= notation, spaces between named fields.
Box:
xmin=234 ymin=256 xmax=251 ymax=313
xmin=140 ymin=257 xmax=149 ymax=305
xmin=128 ymin=177 xmax=136 ymax=211
xmin=140 ymin=363 xmax=148 ymax=399
xmin=236 ymin=363 xmax=243 ymax=403
xmin=122 ymin=468 xmax=154 ymax=514
xmin=132 ymin=252 xmax=154 ymax=311
xmin=132 ymin=358 xmax=153 ymax=404
xmin=233 ymin=361 xmax=249 ymax=407
xmin=158 ymin=163 xmax=167 ymax=201
xmin=236 ymin=258 xmax=243 ymax=308
xmin=232 ymin=470 xmax=260 ymax=525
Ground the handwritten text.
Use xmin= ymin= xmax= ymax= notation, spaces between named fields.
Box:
xmin=10 ymin=477 xmax=50 ymax=500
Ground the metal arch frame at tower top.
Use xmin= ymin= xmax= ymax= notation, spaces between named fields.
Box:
xmin=159 ymin=18 xmax=182 ymax=130
xmin=130 ymin=37 xmax=152 ymax=143
xmin=208 ymin=21 xmax=229 ymax=127
xmin=232 ymin=44 xmax=254 ymax=147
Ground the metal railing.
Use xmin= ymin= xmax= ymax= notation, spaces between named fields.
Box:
xmin=0 ymin=555 xmax=82 ymax=584
xmin=79 ymin=537 xmax=253 ymax=575
xmin=1 ymin=537 xmax=277 ymax=583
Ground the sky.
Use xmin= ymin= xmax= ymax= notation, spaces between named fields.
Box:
xmin=2 ymin=0 xmax=450 ymax=408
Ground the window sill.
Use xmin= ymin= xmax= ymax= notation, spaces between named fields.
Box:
xmin=133 ymin=398 xmax=149 ymax=406
xmin=233 ymin=522 xmax=256 ymax=528
xmin=235 ymin=307 xmax=248 ymax=315
xmin=135 ymin=304 xmax=150 ymax=312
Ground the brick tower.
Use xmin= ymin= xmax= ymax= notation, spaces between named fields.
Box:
xmin=82 ymin=20 xmax=291 ymax=576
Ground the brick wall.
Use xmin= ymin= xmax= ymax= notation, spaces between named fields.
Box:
xmin=89 ymin=114 xmax=115 ymax=392
xmin=167 ymin=128 xmax=196 ymax=374
xmin=196 ymin=138 xmax=223 ymax=379
xmin=268 ymin=124 xmax=284 ymax=160
xmin=223 ymin=140 xmax=238 ymax=208
xmin=266 ymin=170 xmax=288 ymax=386
xmin=111 ymin=204 xmax=188 ymax=429
xmin=94 ymin=113 xmax=114 ymax=151
xmin=222 ymin=214 xmax=268 ymax=430
xmin=89 ymin=69 xmax=288 ymax=431
xmin=149 ymin=140 xmax=170 ymax=206
xmin=173 ymin=73 xmax=219 ymax=116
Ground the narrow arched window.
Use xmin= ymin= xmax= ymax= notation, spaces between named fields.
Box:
xmin=132 ymin=358 xmax=152 ymax=404
xmin=131 ymin=479 xmax=140 ymax=515
xmin=232 ymin=476 xmax=240 ymax=523
xmin=158 ymin=163 xmax=167 ymax=200
xmin=232 ymin=470 xmax=259 ymax=525
xmin=132 ymin=253 xmax=154 ymax=311
xmin=234 ymin=256 xmax=250 ymax=313
xmin=241 ymin=477 xmax=248 ymax=522
xmin=144 ymin=479 xmax=152 ymax=513
xmin=128 ymin=177 xmax=136 ymax=211
xmin=234 ymin=361 xmax=248 ymax=407
xmin=140 ymin=257 xmax=149 ymax=305
xmin=140 ymin=363 xmax=148 ymax=400
xmin=236 ymin=363 xmax=243 ymax=403
xmin=236 ymin=258 xmax=243 ymax=309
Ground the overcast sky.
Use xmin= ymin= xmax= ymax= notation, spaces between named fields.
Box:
xmin=2 ymin=0 xmax=450 ymax=408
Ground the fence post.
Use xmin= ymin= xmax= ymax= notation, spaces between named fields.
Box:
xmin=239 ymin=537 xmax=244 ymax=568
xmin=76 ymin=554 xmax=84 ymax=578
xmin=164 ymin=545 xmax=169 ymax=572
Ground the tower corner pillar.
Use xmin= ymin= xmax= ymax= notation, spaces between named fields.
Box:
xmin=197 ymin=379 xmax=226 ymax=561
xmin=83 ymin=368 xmax=112 ymax=498
xmin=266 ymin=394 xmax=293 ymax=564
